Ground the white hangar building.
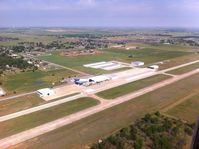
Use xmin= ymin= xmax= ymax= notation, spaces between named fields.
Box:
xmin=37 ymin=88 xmax=55 ymax=97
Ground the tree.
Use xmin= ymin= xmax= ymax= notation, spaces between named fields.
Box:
xmin=120 ymin=127 xmax=131 ymax=138
xmin=184 ymin=127 xmax=193 ymax=136
xmin=134 ymin=138 xmax=143 ymax=149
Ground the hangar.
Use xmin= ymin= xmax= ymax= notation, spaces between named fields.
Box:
xmin=37 ymin=88 xmax=55 ymax=97
xmin=89 ymin=75 xmax=111 ymax=83
xmin=0 ymin=88 xmax=6 ymax=97
xmin=84 ymin=61 xmax=127 ymax=70
xmin=148 ymin=65 xmax=159 ymax=69
xmin=131 ymin=61 xmax=144 ymax=66
xmin=73 ymin=75 xmax=111 ymax=86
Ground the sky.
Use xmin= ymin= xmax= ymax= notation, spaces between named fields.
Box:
xmin=0 ymin=0 xmax=199 ymax=28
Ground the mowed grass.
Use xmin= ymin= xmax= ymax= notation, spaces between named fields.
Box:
xmin=39 ymin=47 xmax=189 ymax=74
xmin=0 ymin=97 xmax=99 ymax=139
xmin=166 ymin=93 xmax=199 ymax=123
xmin=0 ymin=93 xmax=80 ymax=117
xmin=158 ymin=54 xmax=199 ymax=70
xmin=0 ymin=94 xmax=44 ymax=116
xmin=167 ymin=62 xmax=199 ymax=75
xmin=17 ymin=73 xmax=199 ymax=149
xmin=0 ymin=69 xmax=77 ymax=95
xmin=97 ymin=74 xmax=170 ymax=99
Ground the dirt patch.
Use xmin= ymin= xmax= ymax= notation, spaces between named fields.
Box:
xmin=60 ymin=49 xmax=103 ymax=57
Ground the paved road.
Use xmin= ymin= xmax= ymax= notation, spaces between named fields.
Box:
xmin=26 ymin=55 xmax=90 ymax=76
xmin=0 ymin=91 xmax=36 ymax=102
xmin=0 ymin=93 xmax=85 ymax=122
xmin=0 ymin=59 xmax=198 ymax=121
xmin=42 ymin=60 xmax=89 ymax=76
xmin=0 ymin=71 xmax=156 ymax=122
xmin=0 ymin=59 xmax=198 ymax=102
xmin=160 ymin=59 xmax=199 ymax=73
xmin=0 ymin=69 xmax=198 ymax=149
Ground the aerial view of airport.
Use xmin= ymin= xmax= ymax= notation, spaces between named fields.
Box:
xmin=0 ymin=0 xmax=199 ymax=149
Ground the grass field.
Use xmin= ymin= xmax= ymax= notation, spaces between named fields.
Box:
xmin=158 ymin=54 xmax=199 ymax=70
xmin=0 ymin=69 xmax=77 ymax=95
xmin=39 ymin=47 xmax=190 ymax=74
xmin=16 ymin=73 xmax=199 ymax=149
xmin=166 ymin=92 xmax=199 ymax=123
xmin=0 ymin=93 xmax=80 ymax=116
xmin=0 ymin=94 xmax=44 ymax=116
xmin=0 ymin=97 xmax=99 ymax=139
xmin=167 ymin=62 xmax=199 ymax=75
xmin=97 ymin=74 xmax=170 ymax=99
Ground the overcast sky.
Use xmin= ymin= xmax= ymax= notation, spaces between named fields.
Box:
xmin=0 ymin=0 xmax=199 ymax=28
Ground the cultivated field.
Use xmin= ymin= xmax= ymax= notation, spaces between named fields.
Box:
xmin=97 ymin=74 xmax=170 ymax=99
xmin=0 ymin=97 xmax=99 ymax=139
xmin=0 ymin=69 xmax=77 ymax=95
xmin=0 ymin=32 xmax=58 ymax=46
xmin=13 ymin=73 xmax=199 ymax=149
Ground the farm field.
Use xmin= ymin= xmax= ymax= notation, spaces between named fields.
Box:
xmin=167 ymin=62 xmax=199 ymax=75
xmin=0 ymin=97 xmax=99 ymax=139
xmin=39 ymin=47 xmax=190 ymax=74
xmin=0 ymin=32 xmax=58 ymax=46
xmin=144 ymin=43 xmax=198 ymax=52
xmin=97 ymin=74 xmax=170 ymax=99
xmin=0 ymin=94 xmax=44 ymax=116
xmin=166 ymin=92 xmax=199 ymax=123
xmin=0 ymin=69 xmax=77 ymax=95
xmin=15 ymin=73 xmax=199 ymax=149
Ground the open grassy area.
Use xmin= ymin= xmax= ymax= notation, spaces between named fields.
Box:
xmin=0 ymin=94 xmax=44 ymax=116
xmin=0 ymin=93 xmax=80 ymax=116
xmin=0 ymin=97 xmax=99 ymax=139
xmin=97 ymin=74 xmax=170 ymax=99
xmin=167 ymin=62 xmax=199 ymax=75
xmin=0 ymin=69 xmax=77 ymax=95
xmin=16 ymin=73 xmax=199 ymax=149
xmin=39 ymin=47 xmax=190 ymax=74
xmin=166 ymin=92 xmax=199 ymax=123
xmin=158 ymin=54 xmax=199 ymax=70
